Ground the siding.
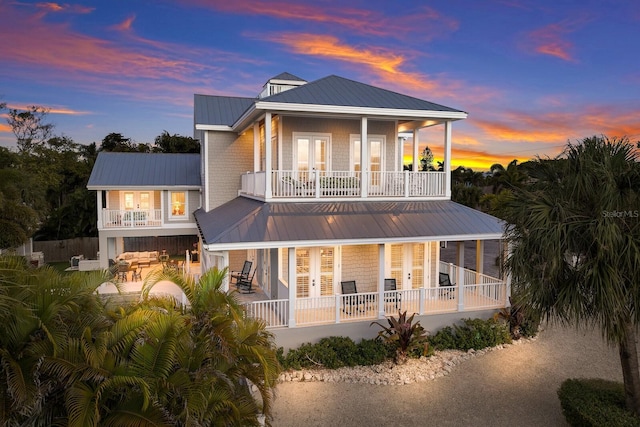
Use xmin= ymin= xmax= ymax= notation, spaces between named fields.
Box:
xmin=341 ymin=245 xmax=379 ymax=293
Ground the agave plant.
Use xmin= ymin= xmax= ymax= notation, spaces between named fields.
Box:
xmin=371 ymin=310 xmax=429 ymax=364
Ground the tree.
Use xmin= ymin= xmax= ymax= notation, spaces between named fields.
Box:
xmin=99 ymin=132 xmax=150 ymax=152
xmin=489 ymin=159 xmax=528 ymax=193
xmin=502 ymin=136 xmax=640 ymax=414
xmin=7 ymin=105 xmax=54 ymax=152
xmin=153 ymin=130 xmax=200 ymax=153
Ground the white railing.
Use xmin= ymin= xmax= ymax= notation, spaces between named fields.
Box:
xmin=243 ymin=299 xmax=288 ymax=328
xmin=241 ymin=267 xmax=506 ymax=329
xmin=239 ymin=170 xmax=447 ymax=200
xmin=101 ymin=209 xmax=162 ymax=228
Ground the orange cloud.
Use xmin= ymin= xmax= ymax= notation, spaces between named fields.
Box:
xmin=186 ymin=0 xmax=458 ymax=40
xmin=113 ymin=15 xmax=136 ymax=32
xmin=524 ymin=17 xmax=590 ymax=62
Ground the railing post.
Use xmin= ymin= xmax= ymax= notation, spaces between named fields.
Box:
xmin=335 ymin=294 xmax=341 ymax=323
xmin=404 ymin=170 xmax=410 ymax=197
xmin=315 ymin=171 xmax=320 ymax=199
xmin=419 ymin=288 xmax=425 ymax=315
xmin=456 ymin=263 xmax=465 ymax=311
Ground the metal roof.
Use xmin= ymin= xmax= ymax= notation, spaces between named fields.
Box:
xmin=267 ymin=72 xmax=306 ymax=82
xmin=194 ymin=74 xmax=466 ymax=128
xmin=87 ymin=152 xmax=201 ymax=189
xmin=193 ymin=94 xmax=255 ymax=127
xmin=261 ymin=75 xmax=465 ymax=113
xmin=195 ymin=198 xmax=504 ymax=250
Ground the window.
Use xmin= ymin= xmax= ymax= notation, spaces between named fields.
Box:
xmin=170 ymin=192 xmax=187 ymax=218
xmin=124 ymin=192 xmax=134 ymax=210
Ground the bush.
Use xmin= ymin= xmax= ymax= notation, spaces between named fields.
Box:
xmin=428 ymin=318 xmax=511 ymax=351
xmin=558 ymin=378 xmax=640 ymax=426
xmin=371 ymin=310 xmax=429 ymax=363
xmin=277 ymin=336 xmax=390 ymax=370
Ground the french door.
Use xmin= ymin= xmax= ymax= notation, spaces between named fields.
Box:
xmin=387 ymin=243 xmax=427 ymax=290
xmin=296 ymin=247 xmax=335 ymax=298
xmin=295 ymin=134 xmax=330 ymax=181
xmin=352 ymin=135 xmax=385 ymax=188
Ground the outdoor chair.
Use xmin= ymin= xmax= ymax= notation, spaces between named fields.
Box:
xmin=237 ymin=268 xmax=256 ymax=294
xmin=131 ymin=268 xmax=142 ymax=281
xmin=341 ymin=280 xmax=364 ymax=314
xmin=384 ymin=278 xmax=401 ymax=310
xmin=231 ymin=261 xmax=252 ymax=285
xmin=439 ymin=272 xmax=456 ymax=299
xmin=117 ymin=262 xmax=129 ymax=281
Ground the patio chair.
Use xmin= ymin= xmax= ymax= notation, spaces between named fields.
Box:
xmin=237 ymin=268 xmax=256 ymax=294
xmin=439 ymin=272 xmax=456 ymax=299
xmin=384 ymin=278 xmax=401 ymax=310
xmin=341 ymin=280 xmax=364 ymax=314
xmin=231 ymin=261 xmax=252 ymax=285
xmin=117 ymin=261 xmax=130 ymax=281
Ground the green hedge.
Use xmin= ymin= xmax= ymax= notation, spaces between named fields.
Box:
xmin=428 ymin=317 xmax=511 ymax=351
xmin=558 ymin=378 xmax=640 ymax=426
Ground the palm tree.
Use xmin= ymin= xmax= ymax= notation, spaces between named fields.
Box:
xmin=502 ymin=136 xmax=640 ymax=414
xmin=489 ymin=159 xmax=527 ymax=193
xmin=142 ymin=267 xmax=281 ymax=426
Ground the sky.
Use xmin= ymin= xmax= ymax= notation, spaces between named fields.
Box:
xmin=1 ymin=0 xmax=639 ymax=170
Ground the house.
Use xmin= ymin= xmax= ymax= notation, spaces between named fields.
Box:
xmin=87 ymin=152 xmax=201 ymax=269
xmin=192 ymin=73 xmax=507 ymax=348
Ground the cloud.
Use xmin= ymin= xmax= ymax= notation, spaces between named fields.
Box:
xmin=523 ymin=16 xmax=590 ymax=62
xmin=186 ymin=0 xmax=458 ymax=40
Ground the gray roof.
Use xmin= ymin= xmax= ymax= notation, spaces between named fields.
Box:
xmin=268 ymin=72 xmax=306 ymax=82
xmin=194 ymin=74 xmax=465 ymax=127
xmin=262 ymin=75 xmax=465 ymax=112
xmin=194 ymin=94 xmax=255 ymax=127
xmin=195 ymin=198 xmax=503 ymax=249
xmin=87 ymin=152 xmax=201 ymax=189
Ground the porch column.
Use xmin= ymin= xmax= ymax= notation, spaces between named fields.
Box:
xmin=476 ymin=239 xmax=485 ymax=284
xmin=96 ymin=190 xmax=103 ymax=229
xmin=412 ymin=128 xmax=420 ymax=172
xmin=253 ymin=123 xmax=260 ymax=172
xmin=98 ymin=233 xmax=109 ymax=269
xmin=264 ymin=113 xmax=273 ymax=199
xmin=444 ymin=121 xmax=452 ymax=198
xmin=456 ymin=241 xmax=465 ymax=311
xmin=287 ymin=247 xmax=296 ymax=327
xmin=222 ymin=251 xmax=229 ymax=292
xmin=203 ymin=132 xmax=210 ymax=211
xmin=360 ymin=117 xmax=369 ymax=197
xmin=378 ymin=244 xmax=386 ymax=318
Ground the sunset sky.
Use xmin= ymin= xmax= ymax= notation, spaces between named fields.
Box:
xmin=1 ymin=1 xmax=639 ymax=170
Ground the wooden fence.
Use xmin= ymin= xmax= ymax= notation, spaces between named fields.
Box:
xmin=124 ymin=235 xmax=199 ymax=257
xmin=34 ymin=237 xmax=99 ymax=263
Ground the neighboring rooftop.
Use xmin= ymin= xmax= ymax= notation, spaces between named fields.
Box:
xmin=87 ymin=152 xmax=201 ymax=189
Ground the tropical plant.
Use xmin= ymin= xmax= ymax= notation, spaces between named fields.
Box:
xmin=501 ymin=136 xmax=640 ymax=414
xmin=371 ymin=310 xmax=429 ymax=364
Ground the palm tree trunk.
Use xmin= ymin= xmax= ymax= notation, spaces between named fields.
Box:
xmin=619 ymin=320 xmax=640 ymax=415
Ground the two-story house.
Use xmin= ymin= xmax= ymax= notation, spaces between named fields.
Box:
xmin=87 ymin=152 xmax=201 ymax=269
xmin=193 ymin=73 xmax=506 ymax=348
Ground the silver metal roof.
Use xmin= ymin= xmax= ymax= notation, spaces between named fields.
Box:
xmin=267 ymin=72 xmax=306 ymax=82
xmin=194 ymin=74 xmax=466 ymax=127
xmin=195 ymin=198 xmax=504 ymax=249
xmin=87 ymin=152 xmax=201 ymax=189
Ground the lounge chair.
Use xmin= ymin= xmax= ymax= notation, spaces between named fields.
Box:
xmin=231 ymin=261 xmax=252 ymax=285
xmin=341 ymin=280 xmax=364 ymax=314
xmin=384 ymin=278 xmax=401 ymax=310
xmin=237 ymin=268 xmax=256 ymax=294
xmin=439 ymin=272 xmax=456 ymax=299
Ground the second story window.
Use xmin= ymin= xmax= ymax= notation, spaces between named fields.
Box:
xmin=170 ymin=192 xmax=187 ymax=218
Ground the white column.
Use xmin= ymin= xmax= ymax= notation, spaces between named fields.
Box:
xmin=378 ymin=244 xmax=386 ymax=318
xmin=288 ymin=247 xmax=296 ymax=327
xmin=96 ymin=190 xmax=103 ymax=229
xmin=476 ymin=239 xmax=485 ymax=284
xmin=222 ymin=250 xmax=230 ymax=292
xmin=265 ymin=113 xmax=273 ymax=199
xmin=444 ymin=121 xmax=452 ymax=198
xmin=456 ymin=241 xmax=465 ymax=311
xmin=253 ymin=123 xmax=260 ymax=172
xmin=413 ymin=128 xmax=420 ymax=172
xmin=360 ymin=117 xmax=368 ymax=197
xmin=203 ymin=132 xmax=210 ymax=211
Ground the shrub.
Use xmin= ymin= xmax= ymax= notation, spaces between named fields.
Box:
xmin=558 ymin=378 xmax=640 ymax=426
xmin=277 ymin=337 xmax=389 ymax=370
xmin=428 ymin=318 xmax=511 ymax=351
xmin=371 ymin=310 xmax=429 ymax=363
xmin=495 ymin=297 xmax=540 ymax=339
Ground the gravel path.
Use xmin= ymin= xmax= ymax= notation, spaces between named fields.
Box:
xmin=272 ymin=323 xmax=623 ymax=426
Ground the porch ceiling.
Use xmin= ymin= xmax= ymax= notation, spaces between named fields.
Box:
xmin=195 ymin=198 xmax=504 ymax=250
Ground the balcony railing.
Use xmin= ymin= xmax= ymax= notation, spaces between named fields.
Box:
xmin=101 ymin=209 xmax=162 ymax=228
xmin=241 ymin=264 xmax=506 ymax=329
xmin=240 ymin=170 xmax=447 ymax=200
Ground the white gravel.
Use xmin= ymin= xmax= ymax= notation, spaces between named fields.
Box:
xmin=272 ymin=323 xmax=623 ymax=426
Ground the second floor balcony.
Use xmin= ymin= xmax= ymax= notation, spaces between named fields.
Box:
xmin=240 ymin=169 xmax=447 ymax=201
